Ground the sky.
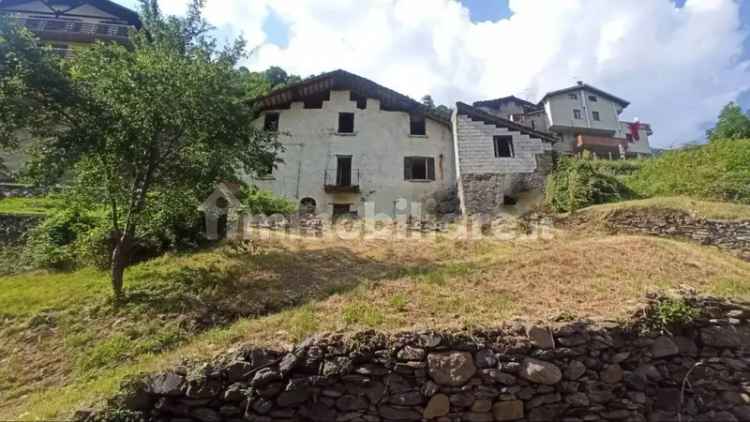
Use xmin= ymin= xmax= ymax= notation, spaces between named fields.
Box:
xmin=113 ymin=0 xmax=750 ymax=148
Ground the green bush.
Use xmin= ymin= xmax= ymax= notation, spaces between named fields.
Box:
xmin=642 ymin=296 xmax=699 ymax=335
xmin=23 ymin=207 xmax=108 ymax=270
xmin=544 ymin=156 xmax=636 ymax=212
xmin=625 ymin=139 xmax=750 ymax=203
xmin=239 ymin=186 xmax=296 ymax=215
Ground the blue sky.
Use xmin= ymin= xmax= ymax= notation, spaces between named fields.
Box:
xmin=113 ymin=0 xmax=749 ymax=147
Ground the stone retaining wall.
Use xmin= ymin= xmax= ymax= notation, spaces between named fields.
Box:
xmin=602 ymin=208 xmax=750 ymax=260
xmin=0 ymin=213 xmax=42 ymax=244
xmin=94 ymin=295 xmax=750 ymax=422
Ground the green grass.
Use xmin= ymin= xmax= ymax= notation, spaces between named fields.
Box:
xmin=579 ymin=196 xmax=750 ymax=221
xmin=0 ymin=196 xmax=62 ymax=216
xmin=2 ymin=234 xmax=750 ymax=419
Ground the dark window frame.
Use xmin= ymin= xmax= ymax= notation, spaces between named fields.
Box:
xmin=568 ymin=93 xmax=578 ymax=100
xmin=404 ymin=156 xmax=436 ymax=181
xmin=592 ymin=111 xmax=600 ymax=121
xmin=410 ymin=114 xmax=426 ymax=136
xmin=573 ymin=109 xmax=582 ymax=120
xmin=493 ymin=136 xmax=514 ymax=158
xmin=263 ymin=112 xmax=280 ymax=132
xmin=588 ymin=95 xmax=598 ymax=102
xmin=338 ymin=112 xmax=355 ymax=134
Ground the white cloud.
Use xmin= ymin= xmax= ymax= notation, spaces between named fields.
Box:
xmin=166 ymin=0 xmax=749 ymax=146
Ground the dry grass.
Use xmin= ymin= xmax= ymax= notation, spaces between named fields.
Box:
xmin=578 ymin=196 xmax=750 ymax=221
xmin=2 ymin=231 xmax=750 ymax=419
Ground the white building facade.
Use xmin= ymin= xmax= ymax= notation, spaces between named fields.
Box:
xmin=248 ymin=71 xmax=456 ymax=220
xmin=475 ymin=82 xmax=654 ymax=159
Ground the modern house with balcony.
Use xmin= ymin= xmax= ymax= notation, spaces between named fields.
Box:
xmin=475 ymin=82 xmax=653 ymax=159
xmin=0 ymin=0 xmax=141 ymax=57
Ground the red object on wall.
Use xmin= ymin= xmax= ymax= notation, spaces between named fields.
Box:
xmin=628 ymin=122 xmax=641 ymax=141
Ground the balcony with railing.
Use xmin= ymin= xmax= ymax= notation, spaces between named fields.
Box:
xmin=324 ymin=168 xmax=361 ymax=193
xmin=575 ymin=134 xmax=627 ymax=159
xmin=7 ymin=17 xmax=132 ymax=43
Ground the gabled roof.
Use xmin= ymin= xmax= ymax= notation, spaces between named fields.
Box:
xmin=539 ymin=82 xmax=630 ymax=108
xmin=456 ymin=102 xmax=557 ymax=143
xmin=0 ymin=0 xmax=141 ymax=27
xmin=253 ymin=69 xmax=452 ymax=126
xmin=473 ymin=95 xmax=540 ymax=112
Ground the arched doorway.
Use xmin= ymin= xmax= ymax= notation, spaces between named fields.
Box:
xmin=300 ymin=197 xmax=317 ymax=215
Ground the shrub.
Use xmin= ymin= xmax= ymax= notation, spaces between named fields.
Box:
xmin=625 ymin=138 xmax=750 ymax=203
xmin=544 ymin=156 xmax=636 ymax=212
xmin=239 ymin=186 xmax=296 ymax=215
xmin=641 ymin=296 xmax=699 ymax=335
xmin=23 ymin=207 xmax=108 ymax=270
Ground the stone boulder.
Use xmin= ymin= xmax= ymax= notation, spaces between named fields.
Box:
xmin=427 ymin=352 xmax=477 ymax=387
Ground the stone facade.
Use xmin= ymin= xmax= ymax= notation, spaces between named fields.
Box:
xmin=595 ymin=208 xmax=750 ymax=260
xmin=93 ymin=295 xmax=750 ymax=422
xmin=453 ymin=110 xmax=555 ymax=216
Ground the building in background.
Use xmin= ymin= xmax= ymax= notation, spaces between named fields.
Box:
xmin=475 ymin=81 xmax=653 ymax=159
xmin=0 ymin=0 xmax=140 ymax=58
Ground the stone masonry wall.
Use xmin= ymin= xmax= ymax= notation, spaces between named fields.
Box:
xmin=96 ymin=295 xmax=750 ymax=422
xmin=454 ymin=114 xmax=554 ymax=216
xmin=0 ymin=213 xmax=42 ymax=245
xmin=601 ymin=208 xmax=750 ymax=260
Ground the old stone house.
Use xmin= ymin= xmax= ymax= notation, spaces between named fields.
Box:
xmin=249 ymin=70 xmax=568 ymax=218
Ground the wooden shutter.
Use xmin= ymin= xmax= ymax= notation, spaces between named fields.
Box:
xmin=427 ymin=158 xmax=435 ymax=180
xmin=404 ymin=157 xmax=412 ymax=180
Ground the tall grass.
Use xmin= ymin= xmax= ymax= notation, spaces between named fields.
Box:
xmin=625 ymin=139 xmax=750 ymax=204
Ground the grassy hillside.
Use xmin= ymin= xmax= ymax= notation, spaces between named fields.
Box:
xmin=578 ymin=196 xmax=750 ymax=221
xmin=1 ymin=232 xmax=749 ymax=419
xmin=0 ymin=196 xmax=61 ymax=216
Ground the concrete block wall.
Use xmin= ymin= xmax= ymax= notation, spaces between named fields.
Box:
xmin=454 ymin=115 xmax=553 ymax=215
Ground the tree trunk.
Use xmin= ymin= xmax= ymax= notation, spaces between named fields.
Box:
xmin=111 ymin=233 xmax=130 ymax=301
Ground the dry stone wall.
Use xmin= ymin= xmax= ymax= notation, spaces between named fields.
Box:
xmin=0 ymin=213 xmax=42 ymax=245
xmin=92 ymin=295 xmax=750 ymax=422
xmin=601 ymin=208 xmax=750 ymax=260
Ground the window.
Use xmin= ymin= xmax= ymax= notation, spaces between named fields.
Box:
xmin=404 ymin=157 xmax=435 ymax=181
xmin=338 ymin=113 xmax=355 ymax=133
xmin=592 ymin=111 xmax=600 ymax=121
xmin=493 ymin=136 xmax=514 ymax=158
xmin=588 ymin=95 xmax=598 ymax=102
xmin=410 ymin=114 xmax=426 ymax=136
xmin=531 ymin=120 xmax=536 ymax=130
xmin=573 ymin=109 xmax=582 ymax=120
xmin=263 ymin=113 xmax=279 ymax=132
xmin=568 ymin=93 xmax=578 ymax=100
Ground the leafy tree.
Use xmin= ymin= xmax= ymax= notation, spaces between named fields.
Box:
xmin=421 ymin=93 xmax=452 ymax=116
xmin=707 ymin=102 xmax=750 ymax=141
xmin=0 ymin=1 xmax=281 ymax=299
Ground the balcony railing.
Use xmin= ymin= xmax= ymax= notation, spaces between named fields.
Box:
xmin=324 ymin=168 xmax=361 ymax=193
xmin=7 ymin=17 xmax=132 ymax=42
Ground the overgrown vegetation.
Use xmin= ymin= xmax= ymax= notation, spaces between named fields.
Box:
xmin=625 ymin=138 xmax=750 ymax=204
xmin=239 ymin=186 xmax=297 ymax=215
xmin=641 ymin=296 xmax=700 ymax=335
xmin=0 ymin=1 xmax=282 ymax=299
xmin=544 ymin=155 xmax=636 ymax=212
